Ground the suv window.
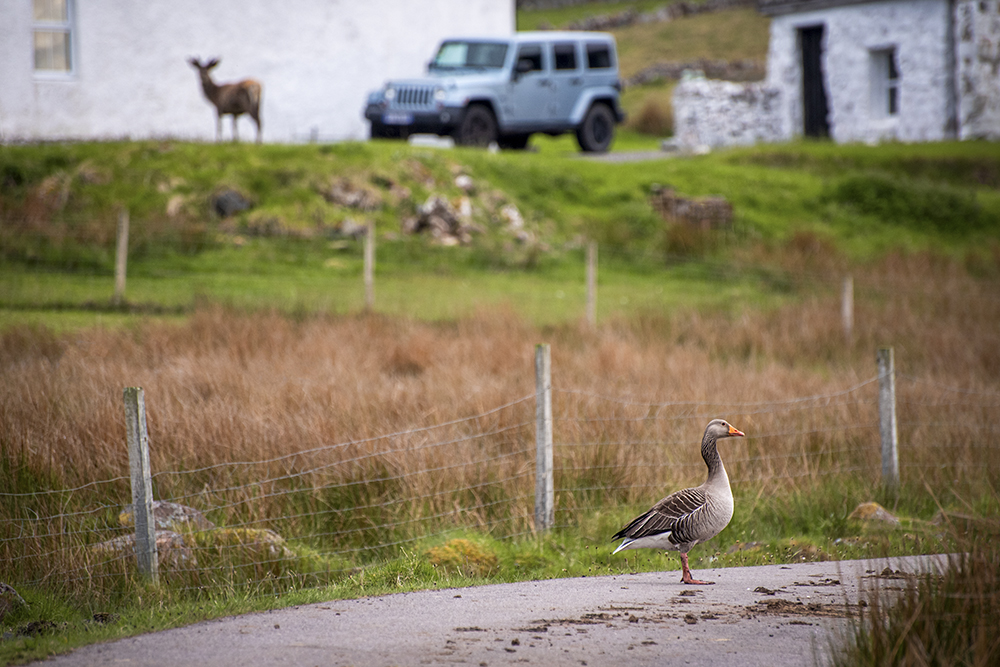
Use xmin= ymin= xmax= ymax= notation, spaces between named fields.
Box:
xmin=433 ymin=41 xmax=508 ymax=69
xmin=553 ymin=43 xmax=577 ymax=71
xmin=586 ymin=43 xmax=612 ymax=69
xmin=516 ymin=44 xmax=544 ymax=73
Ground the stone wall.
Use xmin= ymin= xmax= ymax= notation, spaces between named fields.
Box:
xmin=674 ymin=0 xmax=999 ymax=149
xmin=672 ymin=75 xmax=784 ymax=150
xmin=956 ymin=0 xmax=1000 ymax=140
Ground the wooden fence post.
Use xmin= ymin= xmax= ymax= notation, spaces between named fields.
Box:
xmin=364 ymin=221 xmax=375 ymax=311
xmin=124 ymin=387 xmax=158 ymax=583
xmin=534 ymin=344 xmax=554 ymax=532
xmin=877 ymin=347 xmax=899 ymax=492
xmin=113 ymin=209 xmax=129 ymax=306
xmin=586 ymin=241 xmax=597 ymax=328
xmin=842 ymin=275 xmax=854 ymax=343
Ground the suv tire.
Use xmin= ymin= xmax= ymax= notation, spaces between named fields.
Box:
xmin=455 ymin=105 xmax=498 ymax=147
xmin=576 ymin=103 xmax=615 ymax=153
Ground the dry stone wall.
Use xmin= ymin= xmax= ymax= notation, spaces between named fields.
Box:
xmin=956 ymin=0 xmax=1000 ymax=139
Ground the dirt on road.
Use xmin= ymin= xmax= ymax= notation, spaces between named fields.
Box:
xmin=29 ymin=555 xmax=949 ymax=667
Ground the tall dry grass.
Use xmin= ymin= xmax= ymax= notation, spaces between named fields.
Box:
xmin=1 ymin=252 xmax=998 ymax=601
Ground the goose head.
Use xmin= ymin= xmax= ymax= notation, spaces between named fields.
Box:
xmin=705 ymin=419 xmax=745 ymax=441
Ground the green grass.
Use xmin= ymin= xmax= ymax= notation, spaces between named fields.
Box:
xmin=0 ymin=479 xmax=968 ymax=665
xmin=2 ymin=139 xmax=999 ymax=332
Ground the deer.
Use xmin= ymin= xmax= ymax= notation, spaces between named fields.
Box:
xmin=188 ymin=57 xmax=262 ymax=143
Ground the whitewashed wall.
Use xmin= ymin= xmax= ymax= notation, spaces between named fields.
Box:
xmin=766 ymin=0 xmax=955 ymax=144
xmin=0 ymin=1 xmax=514 ymax=143
xmin=673 ymin=77 xmax=783 ymax=150
xmin=956 ymin=0 xmax=1000 ymax=140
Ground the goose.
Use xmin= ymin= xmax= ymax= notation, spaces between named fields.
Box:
xmin=612 ymin=419 xmax=745 ymax=585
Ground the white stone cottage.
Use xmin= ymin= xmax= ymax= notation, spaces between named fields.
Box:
xmin=674 ymin=0 xmax=1000 ymax=148
xmin=0 ymin=0 xmax=514 ymax=143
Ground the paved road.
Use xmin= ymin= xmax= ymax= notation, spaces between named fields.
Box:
xmin=34 ymin=555 xmax=948 ymax=667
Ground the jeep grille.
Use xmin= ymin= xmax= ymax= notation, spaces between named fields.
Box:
xmin=390 ymin=86 xmax=436 ymax=109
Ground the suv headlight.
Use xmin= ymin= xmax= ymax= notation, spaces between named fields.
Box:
xmin=433 ymin=87 xmax=446 ymax=102
xmin=384 ymin=87 xmax=396 ymax=102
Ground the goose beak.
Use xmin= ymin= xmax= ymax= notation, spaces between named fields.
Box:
xmin=728 ymin=425 xmax=745 ymax=437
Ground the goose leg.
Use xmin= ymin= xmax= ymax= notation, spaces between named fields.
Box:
xmin=679 ymin=552 xmax=714 ymax=585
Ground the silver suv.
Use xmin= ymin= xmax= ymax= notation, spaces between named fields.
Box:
xmin=363 ymin=32 xmax=625 ymax=152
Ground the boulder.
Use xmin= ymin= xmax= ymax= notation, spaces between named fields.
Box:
xmin=848 ymin=502 xmax=901 ymax=527
xmin=93 ymin=530 xmax=196 ymax=569
xmin=211 ymin=188 xmax=253 ymax=218
xmin=118 ymin=500 xmax=215 ymax=532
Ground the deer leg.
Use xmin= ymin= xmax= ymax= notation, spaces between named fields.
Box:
xmin=215 ymin=113 xmax=222 ymax=143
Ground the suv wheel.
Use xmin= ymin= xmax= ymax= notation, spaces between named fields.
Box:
xmin=455 ymin=105 xmax=498 ymax=147
xmin=576 ymin=103 xmax=615 ymax=153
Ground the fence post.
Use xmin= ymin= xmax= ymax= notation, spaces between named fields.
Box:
xmin=534 ymin=344 xmax=554 ymax=532
xmin=113 ymin=209 xmax=129 ymax=306
xmin=877 ymin=347 xmax=899 ymax=492
xmin=586 ymin=241 xmax=597 ymax=328
xmin=123 ymin=387 xmax=158 ymax=583
xmin=364 ymin=221 xmax=375 ymax=311
xmin=841 ymin=275 xmax=854 ymax=343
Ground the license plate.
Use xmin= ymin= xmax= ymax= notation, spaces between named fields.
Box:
xmin=382 ymin=111 xmax=413 ymax=125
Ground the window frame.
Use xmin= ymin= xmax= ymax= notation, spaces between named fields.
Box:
xmin=552 ymin=42 xmax=578 ymax=72
xmin=32 ymin=0 xmax=76 ymax=78
xmin=869 ymin=47 xmax=899 ymax=120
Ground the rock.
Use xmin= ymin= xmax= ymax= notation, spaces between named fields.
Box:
xmin=454 ymin=174 xmax=475 ymax=193
xmin=322 ymin=177 xmax=382 ymax=211
xmin=0 ymin=583 xmax=27 ymax=623
xmin=403 ymin=195 xmax=479 ymax=246
xmin=211 ymin=188 xmax=253 ymax=218
xmin=93 ymin=530 xmax=196 ymax=569
xmin=650 ymin=185 xmax=733 ymax=230
xmin=337 ymin=218 xmax=368 ymax=240
xmin=119 ymin=501 xmax=215 ymax=532
xmin=848 ymin=502 xmax=901 ymax=527
xmin=499 ymin=204 xmax=524 ymax=230
xmin=191 ymin=528 xmax=295 ymax=559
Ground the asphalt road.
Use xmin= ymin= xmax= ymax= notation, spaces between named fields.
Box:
xmin=33 ymin=554 xmax=949 ymax=667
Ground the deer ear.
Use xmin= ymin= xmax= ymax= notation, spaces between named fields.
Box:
xmin=207 ymin=58 xmax=220 ymax=69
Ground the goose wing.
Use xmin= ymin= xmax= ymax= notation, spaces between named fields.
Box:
xmin=612 ymin=486 xmax=708 ymax=543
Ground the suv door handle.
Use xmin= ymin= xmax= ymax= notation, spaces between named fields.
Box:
xmin=570 ymin=77 xmax=582 ymax=85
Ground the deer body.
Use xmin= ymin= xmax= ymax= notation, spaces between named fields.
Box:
xmin=188 ymin=58 xmax=262 ymax=143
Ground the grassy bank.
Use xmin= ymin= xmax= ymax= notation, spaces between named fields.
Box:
xmin=1 ymin=135 xmax=999 ymax=664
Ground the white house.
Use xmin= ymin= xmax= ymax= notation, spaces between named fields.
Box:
xmin=0 ymin=0 xmax=515 ymax=143
xmin=673 ymin=0 xmax=1000 ymax=148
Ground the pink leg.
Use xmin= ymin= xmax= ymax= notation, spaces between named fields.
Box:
xmin=679 ymin=552 xmax=714 ymax=585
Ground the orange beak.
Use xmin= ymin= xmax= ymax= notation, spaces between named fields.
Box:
xmin=728 ymin=425 xmax=745 ymax=437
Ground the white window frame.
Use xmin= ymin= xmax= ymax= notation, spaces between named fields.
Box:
xmin=869 ymin=47 xmax=899 ymax=120
xmin=33 ymin=0 xmax=76 ymax=78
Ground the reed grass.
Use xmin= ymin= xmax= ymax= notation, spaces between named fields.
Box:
xmin=1 ymin=249 xmax=998 ymax=614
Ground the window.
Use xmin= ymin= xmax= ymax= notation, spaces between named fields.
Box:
xmin=433 ymin=41 xmax=507 ymax=70
xmin=33 ymin=0 xmax=73 ymax=73
xmin=870 ymin=48 xmax=899 ymax=118
xmin=515 ymin=45 xmax=543 ymax=73
xmin=553 ymin=43 xmax=577 ymax=71
xmin=586 ymin=43 xmax=612 ymax=69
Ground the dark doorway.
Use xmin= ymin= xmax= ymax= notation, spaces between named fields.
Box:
xmin=799 ymin=26 xmax=829 ymax=138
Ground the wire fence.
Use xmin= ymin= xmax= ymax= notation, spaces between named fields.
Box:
xmin=2 ymin=365 xmax=999 ymax=600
